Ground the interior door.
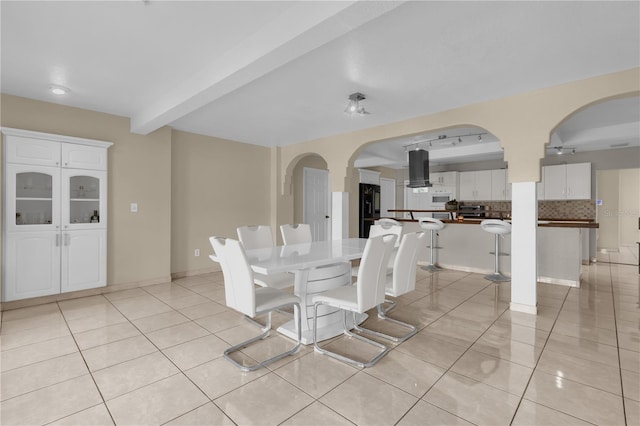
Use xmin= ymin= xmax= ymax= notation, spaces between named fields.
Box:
xmin=303 ymin=167 xmax=330 ymax=241
xmin=380 ymin=178 xmax=396 ymax=218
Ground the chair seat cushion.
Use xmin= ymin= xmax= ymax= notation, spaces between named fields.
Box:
xmin=312 ymin=285 xmax=359 ymax=312
xmin=255 ymin=287 xmax=300 ymax=313
xmin=254 ymin=272 xmax=294 ymax=289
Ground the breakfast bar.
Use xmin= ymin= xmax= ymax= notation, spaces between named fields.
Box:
xmin=386 ymin=216 xmax=598 ymax=287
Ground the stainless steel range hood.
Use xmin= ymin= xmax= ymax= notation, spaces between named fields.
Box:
xmin=407 ymin=149 xmax=432 ymax=188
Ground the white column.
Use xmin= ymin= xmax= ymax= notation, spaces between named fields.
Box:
xmin=331 ymin=192 xmax=349 ymax=240
xmin=510 ymin=182 xmax=538 ymax=314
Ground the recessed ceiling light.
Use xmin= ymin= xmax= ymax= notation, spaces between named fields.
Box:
xmin=49 ymin=85 xmax=69 ymax=95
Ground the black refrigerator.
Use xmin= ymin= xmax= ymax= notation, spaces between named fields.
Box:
xmin=359 ymin=183 xmax=380 ymax=238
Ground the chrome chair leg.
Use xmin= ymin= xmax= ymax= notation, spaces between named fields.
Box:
xmin=352 ymin=304 xmax=417 ymax=343
xmin=421 ymin=229 xmax=443 ymax=271
xmin=313 ymin=303 xmax=389 ymax=368
xmin=225 ymin=303 xmax=301 ymax=372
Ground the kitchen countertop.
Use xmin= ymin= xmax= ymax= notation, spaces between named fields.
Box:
xmin=392 ymin=218 xmax=599 ymax=228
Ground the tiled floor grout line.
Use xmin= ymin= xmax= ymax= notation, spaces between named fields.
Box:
xmin=274 ymin=271 xmax=484 ymax=426
xmin=609 ymin=262 xmax=629 ymax=426
xmin=54 ymin=299 xmax=118 ymax=426
xmin=97 ymin=292 xmax=243 ymax=425
xmin=1 ymin=265 xmax=636 ymax=425
xmin=391 ymin=277 xmax=507 ymax=426
xmin=508 ymin=284 xmax=573 ymax=425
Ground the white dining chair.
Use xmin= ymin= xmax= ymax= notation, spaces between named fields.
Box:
xmin=312 ymin=234 xmax=397 ymax=368
xmin=356 ymin=231 xmax=423 ymax=342
xmin=237 ymin=225 xmax=294 ymax=289
xmin=209 ymin=236 xmax=301 ymax=371
xmin=352 ymin=219 xmax=403 ymax=277
xmin=280 ymin=223 xmax=313 ymax=245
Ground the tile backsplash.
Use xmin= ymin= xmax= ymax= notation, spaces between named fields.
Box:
xmin=463 ymin=200 xmax=596 ymax=220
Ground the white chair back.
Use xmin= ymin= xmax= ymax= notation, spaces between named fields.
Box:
xmin=357 ymin=234 xmax=396 ymax=312
xmin=280 ymin=224 xmax=312 ymax=245
xmin=209 ymin=237 xmax=256 ymax=317
xmin=390 ymin=232 xmax=422 ymax=296
xmin=369 ymin=221 xmax=403 ymax=247
xmin=378 ymin=218 xmax=401 ymax=227
xmin=237 ymin=225 xmax=274 ymax=249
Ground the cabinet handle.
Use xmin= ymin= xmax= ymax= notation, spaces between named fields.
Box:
xmin=55 ymin=234 xmax=60 ymax=247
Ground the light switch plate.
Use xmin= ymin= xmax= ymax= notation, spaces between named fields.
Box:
xmin=130 ymin=203 xmax=138 ymax=213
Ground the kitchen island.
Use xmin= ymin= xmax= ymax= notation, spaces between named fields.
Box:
xmin=387 ymin=218 xmax=597 ymax=287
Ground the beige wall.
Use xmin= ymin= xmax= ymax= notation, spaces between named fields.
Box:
xmin=1 ymin=94 xmax=173 ymax=288
xmin=170 ymin=130 xmax=271 ymax=275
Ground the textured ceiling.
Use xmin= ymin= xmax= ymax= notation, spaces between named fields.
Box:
xmin=1 ymin=1 xmax=638 ymax=166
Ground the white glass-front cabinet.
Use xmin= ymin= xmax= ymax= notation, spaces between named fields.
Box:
xmin=2 ymin=128 xmax=112 ymax=302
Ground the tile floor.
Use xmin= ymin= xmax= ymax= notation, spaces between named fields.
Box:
xmin=1 ymin=262 xmax=638 ymax=425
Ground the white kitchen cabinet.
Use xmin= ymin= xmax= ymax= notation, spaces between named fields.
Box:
xmin=565 ymin=163 xmax=591 ymax=200
xmin=62 ymin=143 xmax=108 ymax=170
xmin=430 ymin=171 xmax=458 ymax=187
xmin=61 ymin=229 xmax=107 ymax=293
xmin=4 ymin=232 xmax=61 ymax=301
xmin=5 ymin=134 xmax=61 ymax=167
xmin=2 ymin=128 xmax=112 ymax=301
xmin=538 ymin=169 xmax=546 ymax=200
xmin=543 ymin=163 xmax=591 ymax=200
xmin=491 ymin=169 xmax=508 ymax=201
xmin=459 ymin=170 xmax=492 ymax=201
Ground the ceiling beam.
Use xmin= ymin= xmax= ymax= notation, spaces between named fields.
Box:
xmin=130 ymin=1 xmax=405 ymax=135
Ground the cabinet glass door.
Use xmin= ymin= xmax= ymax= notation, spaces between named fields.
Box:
xmin=62 ymin=169 xmax=107 ymax=229
xmin=7 ymin=164 xmax=60 ymax=231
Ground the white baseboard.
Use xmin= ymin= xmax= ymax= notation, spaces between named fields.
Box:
xmin=510 ymin=302 xmax=538 ymax=315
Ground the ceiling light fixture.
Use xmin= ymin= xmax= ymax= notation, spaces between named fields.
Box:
xmin=49 ymin=85 xmax=69 ymax=95
xmin=556 ymin=147 xmax=563 ymax=155
xmin=549 ymin=146 xmax=577 ymax=156
xmin=344 ymin=92 xmax=370 ymax=116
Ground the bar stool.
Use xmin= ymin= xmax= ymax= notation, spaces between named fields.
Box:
xmin=481 ymin=219 xmax=511 ymax=282
xmin=418 ymin=217 xmax=445 ymax=271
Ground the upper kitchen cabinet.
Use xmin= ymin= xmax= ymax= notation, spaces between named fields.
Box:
xmin=543 ymin=163 xmax=592 ymax=200
xmin=430 ymin=171 xmax=458 ymax=186
xmin=459 ymin=170 xmax=492 ymax=201
xmin=5 ymin=133 xmax=61 ymax=167
xmin=490 ymin=169 xmax=511 ymax=201
xmin=62 ymin=143 xmax=108 ymax=170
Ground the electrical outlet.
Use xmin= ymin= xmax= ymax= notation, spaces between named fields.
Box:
xmin=194 ymin=249 xmax=200 ymax=257
xmin=130 ymin=203 xmax=138 ymax=213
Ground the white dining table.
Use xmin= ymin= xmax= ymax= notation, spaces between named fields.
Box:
xmin=244 ymin=238 xmax=369 ymax=344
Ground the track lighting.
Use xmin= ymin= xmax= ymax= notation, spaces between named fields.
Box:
xmin=549 ymin=146 xmax=577 ymax=156
xmin=404 ymin=132 xmax=488 ymax=151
